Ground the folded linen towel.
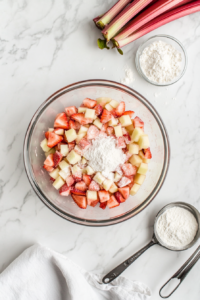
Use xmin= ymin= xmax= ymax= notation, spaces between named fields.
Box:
xmin=0 ymin=244 xmax=151 ymax=300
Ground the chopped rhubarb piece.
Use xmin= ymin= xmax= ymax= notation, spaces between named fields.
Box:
xmin=75 ymin=181 xmax=87 ymax=192
xmin=71 ymin=194 xmax=87 ymax=209
xmin=100 ymin=109 xmax=113 ymax=123
xmin=98 ymin=190 xmax=110 ymax=203
xmin=54 ymin=113 xmax=69 ymax=129
xmin=43 ymin=165 xmax=54 ymax=172
xmin=71 ymin=187 xmax=86 ymax=195
xmin=71 ymin=113 xmax=92 ymax=125
xmin=117 ymin=136 xmax=126 ymax=148
xmin=128 ymin=182 xmax=134 ymax=189
xmin=89 ymin=200 xmax=99 ymax=207
xmin=89 ymin=180 xmax=100 ymax=191
xmin=74 ymin=145 xmax=83 ymax=156
xmin=122 ymin=127 xmax=128 ymax=135
xmin=65 ymin=106 xmax=78 ymax=117
xmin=66 ymin=175 xmax=75 ymax=187
xmin=124 ymin=151 xmax=132 ymax=162
xmin=55 ymin=142 xmax=66 ymax=151
xmin=47 ymin=132 xmax=63 ymax=148
xmin=87 ymin=125 xmax=100 ymax=140
xmin=53 ymin=128 xmax=64 ymax=135
xmin=122 ymin=110 xmax=134 ymax=118
xmin=45 ymin=132 xmax=49 ymax=139
xmin=59 ymin=184 xmax=71 ymax=196
xmin=133 ymin=116 xmax=144 ymax=129
xmin=68 ymin=142 xmax=76 ymax=151
xmin=115 ymin=191 xmax=126 ymax=203
xmin=143 ymin=147 xmax=152 ymax=159
xmin=53 ymin=151 xmax=63 ymax=168
xmin=115 ymin=101 xmax=125 ymax=117
xmin=106 ymin=126 xmax=114 ymax=135
xmin=118 ymin=187 xmax=130 ymax=200
xmin=100 ymin=202 xmax=107 ymax=209
xmin=121 ymin=163 xmax=137 ymax=176
xmin=95 ymin=104 xmax=103 ymax=116
xmin=69 ymin=120 xmax=81 ymax=130
xmin=118 ymin=176 xmax=132 ymax=188
xmin=83 ymin=174 xmax=92 ymax=186
xmin=83 ymin=98 xmax=97 ymax=108
xmin=123 ymin=133 xmax=131 ymax=144
xmin=44 ymin=154 xmax=54 ymax=167
xmin=107 ymin=195 xmax=120 ymax=208
xmin=78 ymin=138 xmax=91 ymax=150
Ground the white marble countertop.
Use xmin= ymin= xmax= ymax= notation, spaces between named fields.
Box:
xmin=0 ymin=0 xmax=200 ymax=299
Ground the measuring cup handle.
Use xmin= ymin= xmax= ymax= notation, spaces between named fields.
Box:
xmin=102 ymin=237 xmax=157 ymax=284
xmin=159 ymin=245 xmax=200 ymax=298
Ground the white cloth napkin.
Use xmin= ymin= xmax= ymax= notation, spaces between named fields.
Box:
xmin=0 ymin=244 xmax=151 ymax=300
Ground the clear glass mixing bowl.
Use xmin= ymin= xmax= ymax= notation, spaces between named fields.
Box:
xmin=23 ymin=80 xmax=170 ymax=226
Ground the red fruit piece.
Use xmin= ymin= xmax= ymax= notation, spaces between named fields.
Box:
xmin=143 ymin=148 xmax=152 ymax=159
xmin=89 ymin=181 xmax=100 ymax=191
xmin=78 ymin=138 xmax=91 ymax=150
xmin=54 ymin=113 xmax=69 ymax=129
xmin=99 ymin=131 xmax=107 ymax=138
xmin=118 ymin=187 xmax=130 ymax=200
xmin=44 ymin=154 xmax=54 ymax=167
xmin=55 ymin=142 xmax=66 ymax=151
xmin=121 ymin=164 xmax=137 ymax=176
xmin=115 ymin=191 xmax=126 ymax=203
xmin=122 ymin=128 xmax=127 ymax=135
xmin=83 ymin=174 xmax=92 ymax=186
xmin=43 ymin=165 xmax=54 ymax=172
xmin=66 ymin=175 xmax=75 ymax=187
xmin=117 ymin=137 xmax=126 ymax=148
xmin=71 ymin=187 xmax=86 ymax=195
xmin=87 ymin=199 xmax=99 ymax=207
xmin=65 ymin=106 xmax=78 ymax=117
xmin=68 ymin=142 xmax=75 ymax=151
xmin=45 ymin=132 xmax=49 ymax=139
xmin=87 ymin=125 xmax=99 ymax=140
xmin=115 ymin=101 xmax=125 ymax=117
xmin=95 ymin=104 xmax=103 ymax=116
xmin=53 ymin=151 xmax=63 ymax=168
xmin=101 ymin=123 xmax=108 ymax=132
xmin=71 ymin=194 xmax=87 ymax=209
xmin=106 ymin=126 xmax=114 ymax=135
xmin=59 ymin=184 xmax=71 ymax=196
xmin=118 ymin=176 xmax=132 ymax=188
xmin=99 ymin=202 xmax=107 ymax=210
xmin=83 ymin=98 xmax=97 ymax=108
xmin=98 ymin=190 xmax=110 ymax=203
xmin=73 ymin=174 xmax=82 ymax=183
xmin=100 ymin=109 xmax=113 ymax=123
xmin=123 ymin=133 xmax=131 ymax=144
xmin=75 ymin=181 xmax=87 ymax=192
xmin=107 ymin=195 xmax=120 ymax=209
xmin=133 ymin=116 xmax=144 ymax=129
xmin=69 ymin=120 xmax=81 ymax=130
xmin=71 ymin=113 xmax=92 ymax=125
xmin=50 ymin=177 xmax=55 ymax=182
xmin=74 ymin=146 xmax=83 ymax=156
xmin=122 ymin=110 xmax=134 ymax=118
xmin=47 ymin=132 xmax=63 ymax=148
xmin=124 ymin=151 xmax=132 ymax=162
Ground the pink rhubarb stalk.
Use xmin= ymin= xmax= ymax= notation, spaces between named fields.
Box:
xmin=94 ymin=0 xmax=132 ymax=30
xmin=115 ymin=0 xmax=200 ymax=48
xmin=102 ymin=0 xmax=154 ymax=41
xmin=114 ymin=0 xmax=193 ymax=42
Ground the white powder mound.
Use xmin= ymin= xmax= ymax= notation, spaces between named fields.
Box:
xmin=121 ymin=67 xmax=135 ymax=85
xmin=156 ymin=207 xmax=198 ymax=248
xmin=140 ymin=40 xmax=182 ymax=84
xmin=84 ymin=136 xmax=126 ymax=178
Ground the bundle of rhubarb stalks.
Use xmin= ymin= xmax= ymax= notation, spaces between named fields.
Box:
xmin=93 ymin=0 xmax=200 ymax=54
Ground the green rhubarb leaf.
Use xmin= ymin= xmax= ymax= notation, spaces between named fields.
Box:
xmin=117 ymin=48 xmax=123 ymax=55
xmin=97 ymin=38 xmax=110 ymax=50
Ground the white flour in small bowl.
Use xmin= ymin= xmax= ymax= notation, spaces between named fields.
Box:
xmin=156 ymin=206 xmax=198 ymax=248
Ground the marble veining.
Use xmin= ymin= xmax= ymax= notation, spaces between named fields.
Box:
xmin=0 ymin=0 xmax=200 ymax=299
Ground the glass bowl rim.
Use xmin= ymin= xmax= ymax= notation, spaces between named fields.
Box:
xmin=23 ymin=79 xmax=170 ymax=227
xmin=135 ymin=34 xmax=188 ymax=87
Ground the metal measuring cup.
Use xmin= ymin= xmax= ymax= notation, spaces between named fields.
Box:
xmin=102 ymin=202 xmax=200 ymax=284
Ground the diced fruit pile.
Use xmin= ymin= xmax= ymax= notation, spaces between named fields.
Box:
xmin=40 ymin=97 xmax=152 ymax=210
